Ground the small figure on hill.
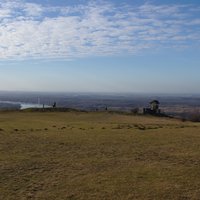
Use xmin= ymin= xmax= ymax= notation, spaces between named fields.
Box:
xmin=52 ymin=102 xmax=57 ymax=108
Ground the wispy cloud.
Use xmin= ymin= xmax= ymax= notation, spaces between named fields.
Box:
xmin=0 ymin=0 xmax=199 ymax=60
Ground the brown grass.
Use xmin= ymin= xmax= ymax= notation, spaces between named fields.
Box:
xmin=0 ymin=111 xmax=200 ymax=199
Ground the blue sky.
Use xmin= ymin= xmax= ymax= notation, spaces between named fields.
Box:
xmin=0 ymin=0 xmax=200 ymax=94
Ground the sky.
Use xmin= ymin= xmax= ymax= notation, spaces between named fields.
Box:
xmin=0 ymin=0 xmax=200 ymax=94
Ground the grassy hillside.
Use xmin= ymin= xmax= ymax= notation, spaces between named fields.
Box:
xmin=0 ymin=111 xmax=200 ymax=200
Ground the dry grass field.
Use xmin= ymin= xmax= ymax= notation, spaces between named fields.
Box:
xmin=1 ymin=111 xmax=200 ymax=200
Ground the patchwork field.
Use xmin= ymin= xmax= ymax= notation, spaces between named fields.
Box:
xmin=1 ymin=111 xmax=200 ymax=200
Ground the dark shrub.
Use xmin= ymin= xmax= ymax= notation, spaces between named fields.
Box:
xmin=189 ymin=111 xmax=200 ymax=122
xmin=131 ymin=108 xmax=139 ymax=114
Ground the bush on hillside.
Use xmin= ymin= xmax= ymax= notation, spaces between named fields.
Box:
xmin=189 ymin=111 xmax=200 ymax=122
xmin=131 ymin=108 xmax=139 ymax=114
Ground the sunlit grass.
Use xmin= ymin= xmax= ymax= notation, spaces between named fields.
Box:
xmin=0 ymin=111 xmax=200 ymax=199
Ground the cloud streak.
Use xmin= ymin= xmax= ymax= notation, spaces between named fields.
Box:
xmin=0 ymin=0 xmax=199 ymax=60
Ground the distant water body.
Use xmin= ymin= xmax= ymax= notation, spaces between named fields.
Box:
xmin=0 ymin=100 xmax=50 ymax=110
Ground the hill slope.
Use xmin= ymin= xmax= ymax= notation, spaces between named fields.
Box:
xmin=0 ymin=111 xmax=200 ymax=200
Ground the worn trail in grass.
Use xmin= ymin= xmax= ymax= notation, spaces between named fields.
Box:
xmin=0 ymin=111 xmax=200 ymax=200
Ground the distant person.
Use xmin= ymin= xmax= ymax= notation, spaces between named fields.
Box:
xmin=52 ymin=102 xmax=56 ymax=108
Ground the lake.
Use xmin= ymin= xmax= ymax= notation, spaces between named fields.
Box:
xmin=0 ymin=101 xmax=50 ymax=110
